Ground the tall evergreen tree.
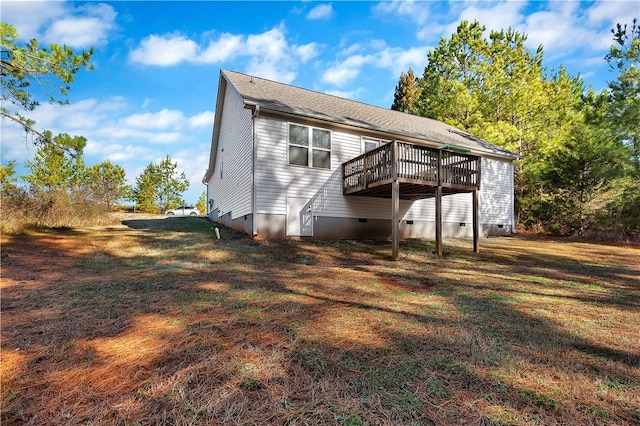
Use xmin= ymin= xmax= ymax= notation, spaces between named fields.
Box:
xmin=413 ymin=20 xmax=594 ymax=229
xmin=22 ymin=133 xmax=87 ymax=191
xmin=417 ymin=21 xmax=488 ymax=127
xmin=605 ymin=18 xmax=640 ymax=172
xmin=391 ymin=67 xmax=422 ymax=114
xmin=134 ymin=162 xmax=160 ymax=213
xmin=84 ymin=160 xmax=130 ymax=211
xmin=133 ymin=156 xmax=189 ymax=213
xmin=599 ymin=19 xmax=640 ymax=238
xmin=156 ymin=156 xmax=189 ymax=212
xmin=536 ymin=94 xmax=628 ymax=235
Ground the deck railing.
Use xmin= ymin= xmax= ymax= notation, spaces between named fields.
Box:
xmin=342 ymin=141 xmax=480 ymax=194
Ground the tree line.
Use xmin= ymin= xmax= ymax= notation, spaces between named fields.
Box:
xmin=1 ymin=140 xmax=203 ymax=231
xmin=1 ymin=22 xmax=208 ymax=232
xmin=392 ymin=19 xmax=639 ymax=240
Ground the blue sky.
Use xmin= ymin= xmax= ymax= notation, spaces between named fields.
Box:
xmin=2 ymin=0 xmax=638 ymax=204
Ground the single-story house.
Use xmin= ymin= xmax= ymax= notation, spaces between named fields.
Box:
xmin=203 ymin=69 xmax=519 ymax=257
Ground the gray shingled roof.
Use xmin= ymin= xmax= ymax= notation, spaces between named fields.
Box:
xmin=222 ymin=69 xmax=518 ymax=159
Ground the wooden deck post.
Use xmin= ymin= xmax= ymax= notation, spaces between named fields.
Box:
xmin=391 ymin=140 xmax=399 ymax=260
xmin=473 ymin=189 xmax=479 ymax=253
xmin=436 ymin=185 xmax=442 ymax=256
xmin=436 ymin=149 xmax=443 ymax=256
xmin=392 ymin=179 xmax=399 ymax=260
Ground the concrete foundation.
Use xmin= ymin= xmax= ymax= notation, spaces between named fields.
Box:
xmin=212 ymin=213 xmax=512 ymax=240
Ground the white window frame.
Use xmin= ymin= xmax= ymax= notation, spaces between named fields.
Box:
xmin=361 ymin=136 xmax=389 ymax=153
xmin=288 ymin=123 xmax=332 ymax=169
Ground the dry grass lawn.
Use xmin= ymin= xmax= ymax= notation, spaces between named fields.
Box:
xmin=1 ymin=215 xmax=639 ymax=425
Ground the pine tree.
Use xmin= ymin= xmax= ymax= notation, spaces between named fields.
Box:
xmin=605 ymin=18 xmax=640 ymax=172
xmin=22 ymin=133 xmax=87 ymax=191
xmin=1 ymin=22 xmax=93 ymax=149
xmin=391 ymin=67 xmax=422 ymax=114
xmin=196 ymin=191 xmax=207 ymax=214
xmin=133 ymin=156 xmax=189 ymax=213
xmin=84 ymin=160 xmax=130 ymax=211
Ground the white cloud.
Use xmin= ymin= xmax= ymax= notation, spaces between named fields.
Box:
xmin=85 ymin=141 xmax=153 ymax=163
xmin=586 ymin=0 xmax=640 ymax=27
xmin=198 ymin=33 xmax=244 ymax=63
xmin=170 ymin=145 xmax=211 ymax=197
xmin=307 ymin=4 xmax=334 ymax=20
xmin=322 ymin=44 xmax=429 ymax=87
xmin=129 ymin=33 xmax=199 ymax=66
xmin=0 ymin=1 xmax=67 ymax=40
xmin=1 ymin=122 xmax=41 ymax=163
xmin=412 ymin=1 xmax=627 ymax=60
xmin=376 ymin=46 xmax=430 ymax=77
xmin=240 ymin=26 xmax=318 ymax=83
xmin=374 ymin=0 xmax=431 ymax=26
xmin=121 ymin=109 xmax=186 ymax=130
xmin=2 ymin=2 xmax=116 ymax=48
xmin=520 ymin=2 xmax=616 ymax=53
xmin=150 ymin=132 xmax=183 ymax=144
xmin=129 ymin=25 xmax=318 ymax=83
xmin=29 ymin=98 xmax=128 ymax=132
xmin=295 ymin=43 xmax=321 ymax=63
xmin=452 ymin=1 xmax=526 ymax=35
xmin=246 ymin=27 xmax=288 ymax=59
xmin=246 ymin=61 xmax=297 ymax=84
xmin=188 ymin=111 xmax=215 ymax=128
xmin=322 ymin=61 xmax=362 ymax=86
xmin=44 ymin=3 xmax=117 ymax=48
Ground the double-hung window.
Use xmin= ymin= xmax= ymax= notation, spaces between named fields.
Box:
xmin=288 ymin=123 xmax=331 ymax=169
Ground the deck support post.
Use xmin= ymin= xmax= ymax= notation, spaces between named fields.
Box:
xmin=473 ymin=189 xmax=479 ymax=253
xmin=436 ymin=149 xmax=443 ymax=257
xmin=391 ymin=140 xmax=400 ymax=260
xmin=435 ymin=185 xmax=443 ymax=256
xmin=392 ymin=179 xmax=399 ymax=260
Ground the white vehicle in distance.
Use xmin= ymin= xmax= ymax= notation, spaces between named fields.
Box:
xmin=164 ymin=205 xmax=200 ymax=216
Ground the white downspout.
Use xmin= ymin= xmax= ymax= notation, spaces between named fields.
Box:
xmin=251 ymin=105 xmax=260 ymax=237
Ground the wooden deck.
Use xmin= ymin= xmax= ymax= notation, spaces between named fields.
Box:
xmin=342 ymin=141 xmax=480 ymax=199
xmin=341 ymin=141 xmax=482 ymax=258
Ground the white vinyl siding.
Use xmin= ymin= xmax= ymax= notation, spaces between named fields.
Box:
xmin=478 ymin=158 xmax=514 ymax=224
xmin=254 ymin=116 xmax=514 ymax=229
xmin=207 ymin=85 xmax=253 ymax=219
xmin=402 ymin=158 xmax=513 ymax=225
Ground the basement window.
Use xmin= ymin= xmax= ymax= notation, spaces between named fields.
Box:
xmin=406 ymin=220 xmax=414 ymax=225
xmin=459 ymin=223 xmax=466 ymax=227
xmin=288 ymin=123 xmax=331 ymax=169
xmin=358 ymin=218 xmax=368 ymax=223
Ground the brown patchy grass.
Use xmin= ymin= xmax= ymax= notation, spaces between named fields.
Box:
xmin=1 ymin=214 xmax=639 ymax=425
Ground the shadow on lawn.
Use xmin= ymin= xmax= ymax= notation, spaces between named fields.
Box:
xmin=2 ymin=220 xmax=639 ymax=425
